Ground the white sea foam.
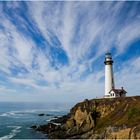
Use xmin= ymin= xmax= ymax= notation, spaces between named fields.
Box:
xmin=46 ymin=119 xmax=52 ymax=122
xmin=52 ymin=122 xmax=61 ymax=126
xmin=0 ymin=113 xmax=8 ymax=117
xmin=0 ymin=112 xmax=16 ymax=117
xmin=12 ymin=109 xmax=62 ymax=115
xmin=9 ymin=112 xmax=16 ymax=116
xmin=12 ymin=110 xmax=37 ymax=113
xmin=1 ymin=109 xmax=46 ymax=115
xmin=0 ymin=108 xmax=62 ymax=118
xmin=47 ymin=109 xmax=61 ymax=112
xmin=46 ymin=115 xmax=62 ymax=123
xmin=0 ymin=126 xmax=21 ymax=139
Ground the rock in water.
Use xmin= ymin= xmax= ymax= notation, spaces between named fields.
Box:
xmin=38 ymin=113 xmax=45 ymax=116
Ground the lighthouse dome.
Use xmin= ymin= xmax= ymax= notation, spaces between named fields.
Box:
xmin=105 ymin=52 xmax=112 ymax=58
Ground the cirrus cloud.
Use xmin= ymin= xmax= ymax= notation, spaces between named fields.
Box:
xmin=0 ymin=1 xmax=140 ymax=103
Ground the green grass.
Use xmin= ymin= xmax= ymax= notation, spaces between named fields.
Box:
xmin=127 ymin=107 xmax=140 ymax=119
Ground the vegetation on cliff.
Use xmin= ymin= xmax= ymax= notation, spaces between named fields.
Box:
xmin=32 ymin=96 xmax=140 ymax=139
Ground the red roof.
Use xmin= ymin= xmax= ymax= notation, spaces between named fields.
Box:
xmin=109 ymin=88 xmax=127 ymax=95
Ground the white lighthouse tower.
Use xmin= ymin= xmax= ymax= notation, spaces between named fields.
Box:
xmin=104 ymin=52 xmax=115 ymax=98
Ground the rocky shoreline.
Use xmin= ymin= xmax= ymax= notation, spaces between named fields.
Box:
xmin=31 ymin=96 xmax=140 ymax=139
xmin=31 ymin=114 xmax=71 ymax=138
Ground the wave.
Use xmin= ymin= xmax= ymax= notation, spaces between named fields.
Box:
xmin=0 ymin=110 xmax=37 ymax=117
xmin=0 ymin=113 xmax=8 ymax=117
xmin=46 ymin=116 xmax=60 ymax=122
xmin=11 ymin=109 xmax=61 ymax=113
xmin=0 ymin=109 xmax=62 ymax=117
xmin=0 ymin=112 xmax=16 ymax=117
xmin=0 ymin=126 xmax=21 ymax=139
xmin=51 ymin=122 xmax=61 ymax=126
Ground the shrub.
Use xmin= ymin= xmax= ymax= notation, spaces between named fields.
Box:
xmin=128 ymin=107 xmax=140 ymax=119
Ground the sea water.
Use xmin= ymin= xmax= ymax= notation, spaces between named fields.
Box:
xmin=0 ymin=102 xmax=71 ymax=139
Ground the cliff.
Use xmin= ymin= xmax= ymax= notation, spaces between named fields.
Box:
xmin=32 ymin=96 xmax=140 ymax=139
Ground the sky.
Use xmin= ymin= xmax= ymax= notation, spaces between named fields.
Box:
xmin=0 ymin=1 xmax=140 ymax=103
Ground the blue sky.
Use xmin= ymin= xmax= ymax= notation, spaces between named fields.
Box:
xmin=0 ymin=1 xmax=140 ymax=103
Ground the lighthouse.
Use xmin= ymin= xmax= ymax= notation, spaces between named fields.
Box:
xmin=104 ymin=52 xmax=127 ymax=98
xmin=104 ymin=52 xmax=115 ymax=98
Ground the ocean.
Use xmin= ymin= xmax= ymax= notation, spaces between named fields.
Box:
xmin=0 ymin=102 xmax=71 ymax=139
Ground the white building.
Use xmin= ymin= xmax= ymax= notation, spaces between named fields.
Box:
xmin=104 ymin=52 xmax=127 ymax=98
xmin=109 ymin=87 xmax=127 ymax=98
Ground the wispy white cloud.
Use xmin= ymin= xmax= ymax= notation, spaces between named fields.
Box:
xmin=115 ymin=57 xmax=140 ymax=96
xmin=0 ymin=1 xmax=140 ymax=102
xmin=117 ymin=21 xmax=140 ymax=53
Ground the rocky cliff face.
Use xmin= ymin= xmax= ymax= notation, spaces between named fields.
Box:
xmin=32 ymin=96 xmax=140 ymax=139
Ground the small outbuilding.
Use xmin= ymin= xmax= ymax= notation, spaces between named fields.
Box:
xmin=109 ymin=87 xmax=127 ymax=98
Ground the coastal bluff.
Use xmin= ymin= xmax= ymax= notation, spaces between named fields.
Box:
xmin=32 ymin=96 xmax=140 ymax=139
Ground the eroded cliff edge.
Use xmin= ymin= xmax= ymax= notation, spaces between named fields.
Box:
xmin=32 ymin=96 xmax=140 ymax=139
